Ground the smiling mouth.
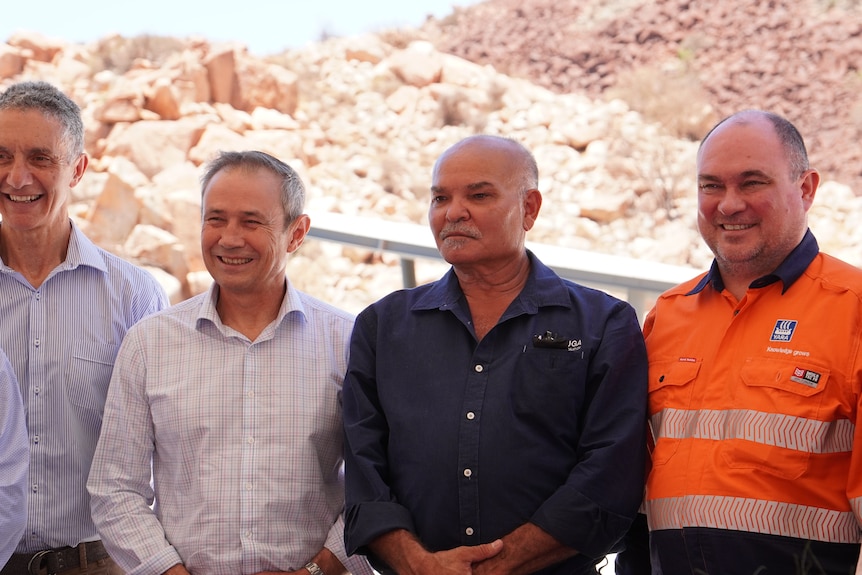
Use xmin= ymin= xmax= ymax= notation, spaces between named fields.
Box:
xmin=218 ymin=256 xmax=253 ymax=265
xmin=721 ymin=224 xmax=754 ymax=231
xmin=5 ymin=194 xmax=41 ymax=203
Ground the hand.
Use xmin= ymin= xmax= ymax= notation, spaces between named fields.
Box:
xmin=162 ymin=565 xmax=191 ymax=575
xmin=411 ymin=540 xmax=503 ymax=575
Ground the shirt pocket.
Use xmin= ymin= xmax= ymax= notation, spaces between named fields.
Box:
xmin=719 ymin=358 xmax=829 ymax=480
xmin=516 ymin=347 xmax=590 ymax=426
xmin=66 ymin=340 xmax=118 ymax=417
xmin=649 ymin=359 xmax=701 ymax=466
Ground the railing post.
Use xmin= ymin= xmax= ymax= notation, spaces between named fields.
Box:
xmin=401 ymin=258 xmax=417 ymax=289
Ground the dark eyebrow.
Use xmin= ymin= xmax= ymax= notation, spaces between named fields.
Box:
xmin=697 ymin=170 xmax=772 ymax=181
xmin=204 ymin=208 xmax=267 ymax=219
xmin=430 ymin=181 xmax=494 ymax=194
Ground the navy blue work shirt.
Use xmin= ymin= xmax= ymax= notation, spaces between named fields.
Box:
xmin=343 ymin=251 xmax=649 ymax=575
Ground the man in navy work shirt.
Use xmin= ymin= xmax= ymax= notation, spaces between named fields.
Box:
xmin=343 ymin=134 xmax=649 ymax=575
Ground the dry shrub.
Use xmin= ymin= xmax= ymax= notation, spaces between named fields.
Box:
xmin=89 ymin=35 xmax=187 ymax=74
xmin=608 ymin=62 xmax=717 ymax=141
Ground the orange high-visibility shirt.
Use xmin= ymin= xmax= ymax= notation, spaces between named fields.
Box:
xmin=644 ymin=241 xmax=862 ymax=551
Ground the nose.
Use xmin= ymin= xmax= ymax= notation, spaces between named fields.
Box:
xmin=5 ymin=156 xmax=34 ymax=189
xmin=445 ymin=197 xmax=469 ymax=222
xmin=717 ymin=188 xmax=746 ymax=216
xmin=218 ymin=221 xmax=245 ymax=248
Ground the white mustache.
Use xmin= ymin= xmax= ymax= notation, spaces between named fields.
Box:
xmin=439 ymin=225 xmax=480 ymax=240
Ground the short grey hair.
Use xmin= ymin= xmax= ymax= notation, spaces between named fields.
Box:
xmin=200 ymin=150 xmax=306 ymax=225
xmin=0 ymin=81 xmax=85 ymax=160
xmin=700 ymin=110 xmax=810 ymax=179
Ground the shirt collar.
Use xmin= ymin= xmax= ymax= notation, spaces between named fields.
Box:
xmin=687 ymin=229 xmax=819 ymax=295
xmin=196 ymin=279 xmax=307 ymax=336
xmin=0 ymin=219 xmax=108 ymax=274
xmin=412 ymin=250 xmax=573 ymax=314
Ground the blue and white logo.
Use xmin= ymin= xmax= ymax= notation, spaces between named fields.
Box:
xmin=770 ymin=319 xmax=798 ymax=342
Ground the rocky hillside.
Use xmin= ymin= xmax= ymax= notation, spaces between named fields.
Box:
xmin=423 ymin=0 xmax=862 ymax=192
xmin=1 ymin=0 xmax=860 ymax=313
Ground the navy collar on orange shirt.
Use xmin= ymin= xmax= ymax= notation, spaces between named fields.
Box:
xmin=687 ymin=229 xmax=819 ymax=296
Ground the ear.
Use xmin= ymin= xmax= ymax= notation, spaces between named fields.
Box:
xmin=69 ymin=153 xmax=89 ymax=188
xmin=522 ymin=189 xmax=542 ymax=232
xmin=286 ymin=214 xmax=311 ymax=253
xmin=799 ymin=169 xmax=819 ymax=211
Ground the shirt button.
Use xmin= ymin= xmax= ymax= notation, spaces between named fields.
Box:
xmin=247 ymin=437 xmax=255 ymax=445
xmin=465 ymin=527 xmax=474 ymax=536
xmin=247 ymin=390 xmax=255 ymax=398
xmin=33 ymin=436 xmax=39 ymax=444
xmin=34 ymin=338 xmax=40 ymax=347
xmin=466 ymin=412 xmax=475 ymax=420
xmin=32 ymin=484 xmax=38 ymax=492
xmin=463 ymin=468 xmax=472 ymax=477
xmin=474 ymin=364 xmax=483 ymax=373
xmin=245 ymin=483 xmax=253 ymax=491
xmin=33 ymin=387 xmax=40 ymax=395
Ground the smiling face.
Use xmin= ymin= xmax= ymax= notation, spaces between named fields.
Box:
xmin=201 ymin=166 xmax=308 ymax=302
xmin=428 ymin=136 xmax=541 ymax=272
xmin=0 ymin=108 xmax=86 ymax=236
xmin=696 ymin=114 xmax=817 ymax=286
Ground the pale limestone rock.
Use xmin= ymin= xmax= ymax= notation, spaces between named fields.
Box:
xmin=250 ymin=107 xmax=300 ymax=131
xmin=387 ymin=41 xmax=443 ymax=87
xmin=103 ymin=118 xmax=210 ymax=178
xmin=163 ymin=189 xmax=205 ymax=273
xmin=86 ymin=166 xmax=143 ymax=246
xmin=152 ymin=161 xmax=202 ymax=192
xmin=187 ymin=270 xmax=214 ymax=297
xmin=145 ymin=265 xmax=184 ymax=304
xmin=235 ymin=60 xmax=299 ymax=115
xmin=7 ymin=31 xmax=64 ymax=63
xmin=344 ymin=35 xmax=389 ymax=64
xmin=124 ymin=224 xmax=189 ymax=296
xmin=0 ymin=44 xmax=25 ymax=79
xmin=203 ymin=47 xmax=237 ymax=105
xmin=145 ymin=78 xmax=182 ymax=120
xmin=213 ymin=102 xmax=253 ymax=133
xmin=187 ymin=123 xmax=250 ymax=165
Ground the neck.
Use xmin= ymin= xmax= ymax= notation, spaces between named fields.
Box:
xmin=456 ymin=254 xmax=531 ymax=341
xmin=215 ymin=283 xmax=286 ymax=341
xmin=455 ymin=252 xmax=532 ymax=299
xmin=0 ymin=221 xmax=72 ymax=288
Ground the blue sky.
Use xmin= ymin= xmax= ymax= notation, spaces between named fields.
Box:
xmin=1 ymin=0 xmax=478 ymax=56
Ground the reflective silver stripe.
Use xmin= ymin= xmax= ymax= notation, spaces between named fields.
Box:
xmin=647 ymin=496 xmax=861 ymax=543
xmin=650 ymin=408 xmax=854 ymax=454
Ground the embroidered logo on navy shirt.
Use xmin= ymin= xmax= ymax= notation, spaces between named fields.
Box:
xmin=533 ymin=331 xmax=581 ymax=351
xmin=770 ymin=319 xmax=797 ymax=342
xmin=791 ymin=367 xmax=821 ymax=388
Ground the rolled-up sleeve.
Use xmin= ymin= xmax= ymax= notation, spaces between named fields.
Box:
xmin=343 ymin=306 xmax=418 ymax=559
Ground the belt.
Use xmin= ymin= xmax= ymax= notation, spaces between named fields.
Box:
xmin=2 ymin=541 xmax=111 ymax=575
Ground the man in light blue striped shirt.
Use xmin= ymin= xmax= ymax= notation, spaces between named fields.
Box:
xmin=0 ymin=347 xmax=28 ymax=566
xmin=88 ymin=151 xmax=372 ymax=575
xmin=0 ymin=81 xmax=169 ymax=574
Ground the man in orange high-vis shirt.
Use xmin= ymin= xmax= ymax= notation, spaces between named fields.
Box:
xmin=617 ymin=110 xmax=862 ymax=575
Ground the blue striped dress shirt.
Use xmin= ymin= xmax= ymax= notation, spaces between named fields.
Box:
xmin=88 ymin=282 xmax=373 ymax=575
xmin=0 ymin=220 xmax=169 ymax=552
xmin=0 ymin=347 xmax=28 ymax=564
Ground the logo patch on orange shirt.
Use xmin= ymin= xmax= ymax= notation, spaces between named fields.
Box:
xmin=770 ymin=319 xmax=798 ymax=342
xmin=791 ymin=367 xmax=821 ymax=388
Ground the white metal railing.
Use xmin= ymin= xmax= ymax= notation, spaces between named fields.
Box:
xmin=306 ymin=211 xmax=700 ymax=320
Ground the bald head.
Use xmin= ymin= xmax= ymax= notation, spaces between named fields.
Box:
xmin=700 ymin=110 xmax=809 ymax=179
xmin=435 ymin=135 xmax=539 ymax=194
